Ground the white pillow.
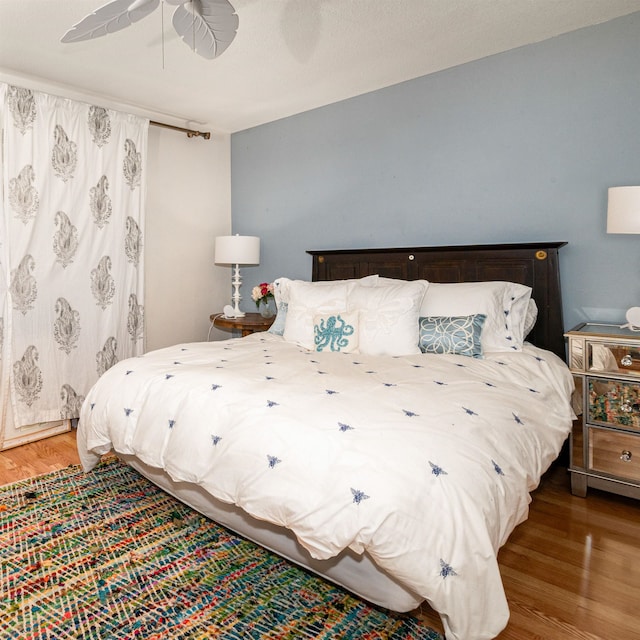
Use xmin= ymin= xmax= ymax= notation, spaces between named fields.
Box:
xmin=313 ymin=311 xmax=359 ymax=353
xmin=273 ymin=275 xmax=378 ymax=305
xmin=419 ymin=281 xmax=532 ymax=352
xmin=271 ymin=275 xmax=378 ymax=337
xmin=349 ymin=280 xmax=427 ymax=356
xmin=283 ymin=281 xmax=350 ymax=349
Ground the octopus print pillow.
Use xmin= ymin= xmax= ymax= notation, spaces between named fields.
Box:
xmin=283 ymin=281 xmax=350 ymax=349
xmin=313 ymin=311 xmax=359 ymax=353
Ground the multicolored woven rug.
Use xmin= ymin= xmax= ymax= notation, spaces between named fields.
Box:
xmin=0 ymin=457 xmax=443 ymax=639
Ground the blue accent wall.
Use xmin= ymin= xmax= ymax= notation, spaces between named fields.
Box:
xmin=231 ymin=13 xmax=640 ymax=330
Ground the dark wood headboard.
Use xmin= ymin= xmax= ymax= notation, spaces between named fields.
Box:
xmin=308 ymin=242 xmax=567 ymax=359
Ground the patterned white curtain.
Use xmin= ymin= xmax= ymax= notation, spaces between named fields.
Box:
xmin=0 ymin=83 xmax=147 ymax=439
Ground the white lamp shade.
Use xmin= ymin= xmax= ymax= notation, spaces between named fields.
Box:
xmin=215 ymin=235 xmax=260 ymax=265
xmin=607 ymin=187 xmax=640 ymax=234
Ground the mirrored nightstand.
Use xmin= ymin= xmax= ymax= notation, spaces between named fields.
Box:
xmin=565 ymin=322 xmax=640 ymax=499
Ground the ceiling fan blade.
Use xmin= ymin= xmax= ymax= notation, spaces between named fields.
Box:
xmin=172 ymin=0 xmax=238 ymax=59
xmin=61 ymin=0 xmax=160 ymax=43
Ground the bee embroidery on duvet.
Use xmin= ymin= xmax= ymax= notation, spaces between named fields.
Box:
xmin=433 ymin=380 xmax=447 ymax=386
xmin=124 ymin=408 xmax=133 ymax=417
xmin=338 ymin=422 xmax=353 ymax=432
xmin=211 ymin=384 xmax=221 ymax=391
xmin=211 ymin=435 xmax=222 ymax=446
xmin=267 ymin=455 xmax=281 ymax=469
xmin=512 ymin=412 xmax=524 ymax=425
xmin=168 ymin=420 xmax=175 ymax=429
xmin=325 ymin=389 xmax=338 ymax=395
xmin=351 ymin=488 xmax=370 ymax=504
xmin=403 ymin=409 xmax=418 ymax=417
xmin=314 ymin=314 xmax=354 ymax=352
xmin=492 ymin=460 xmax=505 ymax=476
xmin=462 ymin=406 xmax=478 ymax=417
xmin=267 ymin=400 xmax=279 ymax=408
xmin=429 ymin=461 xmax=447 ymax=477
xmin=439 ymin=559 xmax=458 ymax=579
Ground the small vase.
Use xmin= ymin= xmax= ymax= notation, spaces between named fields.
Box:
xmin=259 ymin=298 xmax=275 ymax=318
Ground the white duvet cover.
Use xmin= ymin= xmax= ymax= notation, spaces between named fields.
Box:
xmin=77 ymin=333 xmax=574 ymax=640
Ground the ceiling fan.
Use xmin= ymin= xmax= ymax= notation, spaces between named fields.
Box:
xmin=61 ymin=0 xmax=238 ymax=60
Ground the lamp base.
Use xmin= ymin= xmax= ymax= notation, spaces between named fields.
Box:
xmin=223 ymin=304 xmax=245 ymax=319
xmin=622 ymin=306 xmax=640 ymax=332
xmin=227 ymin=264 xmax=245 ymax=318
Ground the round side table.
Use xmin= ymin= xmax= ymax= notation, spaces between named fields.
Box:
xmin=211 ymin=312 xmax=275 ymax=337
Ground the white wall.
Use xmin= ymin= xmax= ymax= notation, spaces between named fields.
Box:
xmin=145 ymin=127 xmax=232 ymax=350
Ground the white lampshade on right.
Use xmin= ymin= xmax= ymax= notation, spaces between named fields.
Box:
xmin=607 ymin=186 xmax=640 ymax=234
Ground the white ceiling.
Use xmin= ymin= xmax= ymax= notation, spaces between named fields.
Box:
xmin=1 ymin=0 xmax=640 ymax=134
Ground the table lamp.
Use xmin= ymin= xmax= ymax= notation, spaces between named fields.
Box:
xmin=607 ymin=186 xmax=640 ymax=330
xmin=215 ymin=235 xmax=260 ymax=318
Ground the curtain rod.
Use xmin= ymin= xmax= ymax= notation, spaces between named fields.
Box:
xmin=150 ymin=120 xmax=211 ymax=140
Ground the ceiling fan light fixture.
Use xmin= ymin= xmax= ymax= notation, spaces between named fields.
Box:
xmin=61 ymin=0 xmax=238 ymax=59
xmin=173 ymin=0 xmax=238 ymax=59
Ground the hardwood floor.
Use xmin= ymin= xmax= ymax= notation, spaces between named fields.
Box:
xmin=1 ymin=431 xmax=639 ymax=639
xmin=0 ymin=430 xmax=80 ymax=485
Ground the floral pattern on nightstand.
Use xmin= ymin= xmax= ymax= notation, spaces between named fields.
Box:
xmin=588 ymin=378 xmax=640 ymax=431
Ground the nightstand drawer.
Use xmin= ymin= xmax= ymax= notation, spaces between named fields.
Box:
xmin=587 ymin=377 xmax=640 ymax=432
xmin=589 ymin=428 xmax=640 ymax=483
xmin=587 ymin=341 xmax=640 ymax=378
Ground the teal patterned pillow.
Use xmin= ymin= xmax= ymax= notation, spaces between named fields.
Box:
xmin=313 ymin=312 xmax=359 ymax=353
xmin=418 ymin=314 xmax=486 ymax=358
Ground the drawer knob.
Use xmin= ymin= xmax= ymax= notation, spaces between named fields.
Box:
xmin=620 ymin=354 xmax=633 ymax=367
xmin=408 ymin=254 xmax=415 ymax=261
xmin=620 ymin=450 xmax=633 ymax=462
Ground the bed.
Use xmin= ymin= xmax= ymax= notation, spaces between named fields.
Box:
xmin=77 ymin=242 xmax=574 ymax=640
